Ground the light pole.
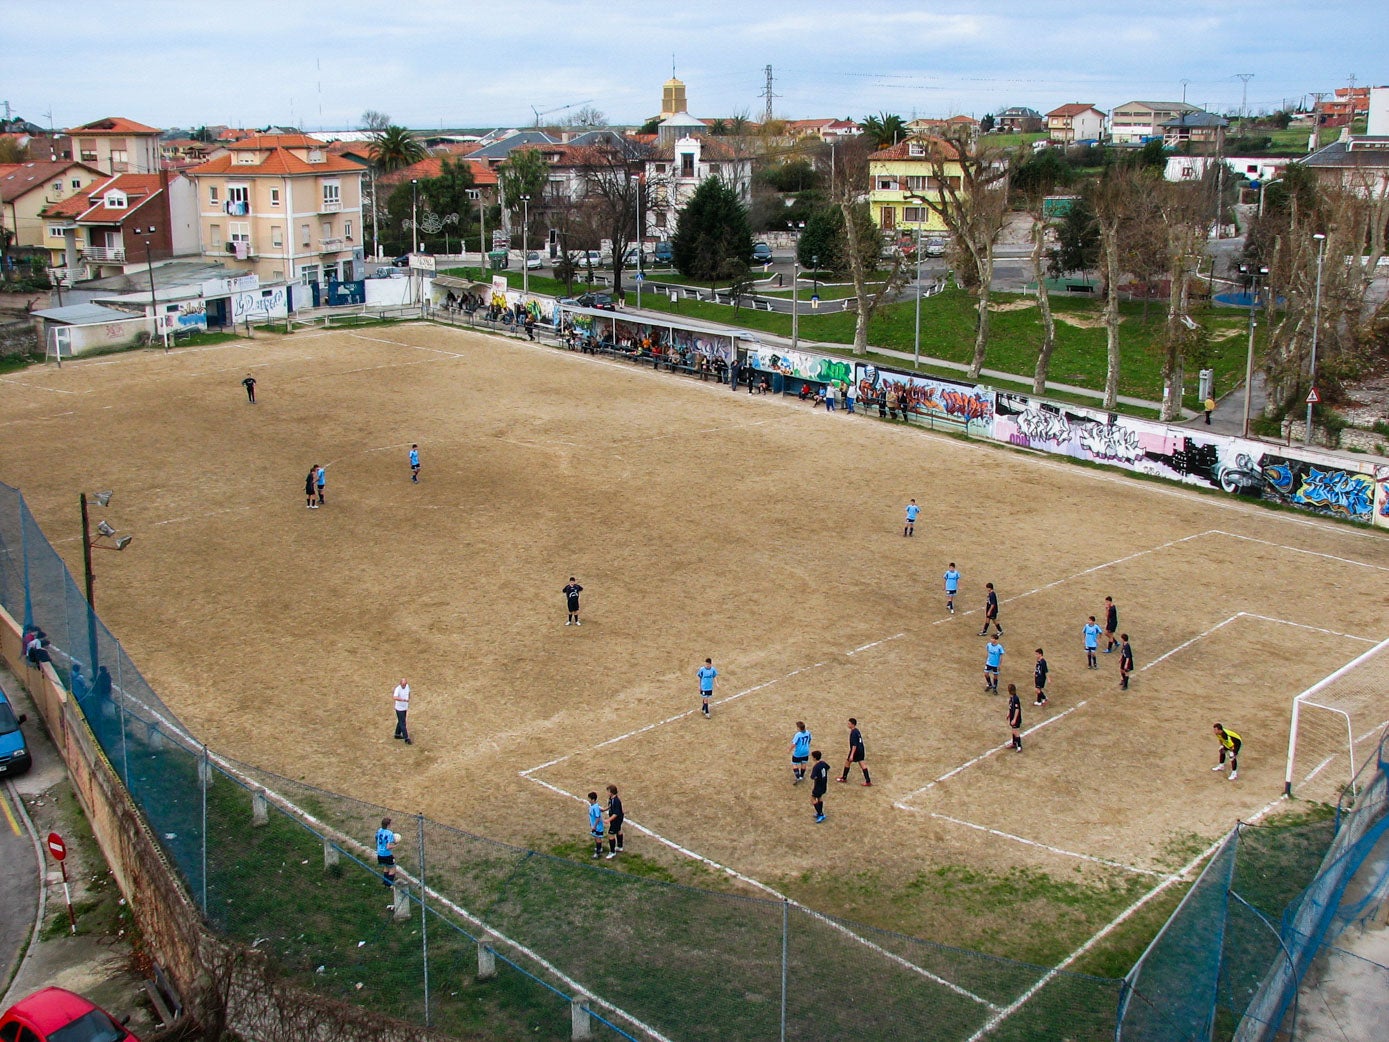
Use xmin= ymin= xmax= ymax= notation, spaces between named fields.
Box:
xmin=144 ymin=239 xmax=162 ymax=350
xmin=79 ymin=490 xmax=131 ymax=671
xmin=1305 ymin=232 xmax=1327 ymax=445
xmin=791 ymin=262 xmax=800 ymax=351
xmin=520 ymin=193 xmax=530 ymax=298
xmin=1239 ymin=263 xmax=1268 ymax=438
xmin=467 ymin=188 xmax=485 ymax=267
xmin=913 ymin=225 xmax=924 ymax=368
xmin=410 ymin=179 xmax=419 ymax=254
xmin=1257 ymin=177 xmax=1283 ymax=219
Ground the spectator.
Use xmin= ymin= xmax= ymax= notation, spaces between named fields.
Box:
xmin=799 ymin=383 xmax=812 ymax=401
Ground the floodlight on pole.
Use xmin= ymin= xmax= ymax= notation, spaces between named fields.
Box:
xmin=1305 ymin=233 xmax=1327 ymax=445
xmin=520 ymin=194 xmax=531 ymax=298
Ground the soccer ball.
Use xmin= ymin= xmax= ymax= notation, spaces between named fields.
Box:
xmin=392 ymin=833 xmax=401 ymax=845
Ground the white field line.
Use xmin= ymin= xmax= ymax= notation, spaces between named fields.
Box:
xmin=1138 ymin=615 xmax=1243 ymax=673
xmin=0 ymin=377 xmax=84 ymax=394
xmin=1212 ymin=530 xmax=1389 ymax=573
xmin=963 ymin=795 xmax=1287 ymax=1042
xmin=522 ymin=775 xmax=999 ymax=1010
xmin=847 ymin=633 xmax=905 ymax=655
xmin=1356 ymin=720 xmax=1389 ymax=745
xmin=1305 ymin=755 xmax=1337 ymax=783
xmin=0 ymin=410 xmax=76 ymax=427
xmin=928 ymin=814 xmax=1166 ymax=878
xmin=1237 ymin=612 xmax=1379 ymax=643
xmin=894 ymin=702 xmax=1088 ymax=805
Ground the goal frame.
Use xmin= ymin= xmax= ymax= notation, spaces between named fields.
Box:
xmin=1285 ymin=638 xmax=1389 ymax=798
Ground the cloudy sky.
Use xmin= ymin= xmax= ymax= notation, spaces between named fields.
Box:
xmin=4 ymin=0 xmax=1383 ymax=132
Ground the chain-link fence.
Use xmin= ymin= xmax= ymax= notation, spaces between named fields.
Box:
xmin=4 ymin=475 xmax=1384 ymax=1042
xmin=1118 ymin=732 xmax=1389 ymax=1042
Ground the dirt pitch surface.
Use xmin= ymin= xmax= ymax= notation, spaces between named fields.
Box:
xmin=3 ymin=323 xmax=1387 ymax=959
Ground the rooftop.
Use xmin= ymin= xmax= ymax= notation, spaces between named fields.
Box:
xmin=67 ymin=116 xmax=161 ymax=136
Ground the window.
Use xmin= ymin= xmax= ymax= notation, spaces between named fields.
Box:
xmin=48 ymin=225 xmax=68 ymax=239
xmin=209 ymin=186 xmax=220 ymax=205
xmin=79 ymin=137 xmax=97 ymax=162
xmin=110 ymin=148 xmax=129 ymax=170
xmin=908 ymin=142 xmax=925 ymax=157
xmin=906 ymin=175 xmax=928 ymax=191
xmin=227 ymin=185 xmax=249 ymax=215
xmin=344 ymin=219 xmax=353 ymax=240
xmin=272 ymin=225 xmax=283 ymax=247
xmin=71 ymin=178 xmax=82 ymax=189
xmin=876 ymin=178 xmax=898 ymax=191
xmin=320 ymin=221 xmax=332 ymax=241
xmin=709 ymin=163 xmax=721 ymax=175
xmin=230 ymin=222 xmax=250 ymax=243
xmin=270 ymin=187 xmax=280 ymax=206
xmin=903 ymin=207 xmax=927 ymax=223
xmin=655 ymin=163 xmax=666 ymax=174
xmin=301 ymin=223 xmax=311 ymax=247
xmin=210 ymin=223 xmax=223 ymax=247
xmin=322 ymin=182 xmax=340 ymax=207
xmin=679 ymin=153 xmax=695 ymax=177
xmin=103 ymin=191 xmax=128 ymax=209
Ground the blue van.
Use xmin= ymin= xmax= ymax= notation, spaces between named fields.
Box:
xmin=653 ymin=241 xmax=674 ymax=265
xmin=0 ymin=683 xmax=32 ymax=777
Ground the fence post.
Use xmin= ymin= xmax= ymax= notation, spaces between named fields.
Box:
xmin=780 ymin=898 xmax=789 ymax=1042
xmin=476 ymin=932 xmax=497 ymax=981
xmin=251 ymin=790 xmax=268 ymax=827
xmin=392 ymin=883 xmax=410 ymax=921
xmin=418 ymin=812 xmax=430 ymax=1028
xmin=570 ymin=992 xmax=593 ymax=1041
xmin=200 ymin=744 xmax=209 ymax=913
xmin=322 ymin=839 xmax=338 ymax=871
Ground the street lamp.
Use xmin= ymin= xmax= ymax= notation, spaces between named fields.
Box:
xmin=410 ymin=179 xmax=419 ymax=254
xmin=1257 ymin=177 xmax=1283 ymax=219
xmin=1238 ymin=262 xmax=1269 ymax=438
xmin=811 ymin=255 xmax=819 ymax=309
xmin=467 ymin=188 xmax=485 ymax=266
xmin=791 ymin=261 xmax=800 ymax=351
xmin=1305 ymin=232 xmax=1327 ymax=445
xmin=913 ymin=225 xmax=924 ymax=369
xmin=144 ymin=239 xmax=163 ymax=351
xmin=520 ymin=193 xmax=531 ymax=298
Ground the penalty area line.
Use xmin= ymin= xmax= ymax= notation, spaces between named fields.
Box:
xmin=929 ymin=814 xmax=1167 ymax=878
xmin=963 ymin=795 xmax=1286 ymax=1042
xmin=519 ymin=772 xmax=1000 ymax=1011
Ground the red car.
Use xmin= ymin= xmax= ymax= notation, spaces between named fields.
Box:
xmin=0 ymin=986 xmax=140 ymax=1042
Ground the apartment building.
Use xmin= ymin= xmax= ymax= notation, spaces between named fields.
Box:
xmin=1108 ymin=101 xmax=1198 ymax=145
xmin=66 ymin=117 xmax=162 ymax=174
xmin=186 ymin=133 xmax=365 ymax=284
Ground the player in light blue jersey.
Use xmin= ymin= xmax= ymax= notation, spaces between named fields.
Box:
xmin=984 ymin=636 xmax=1005 ymax=692
xmin=409 ymin=444 xmax=421 ymax=482
xmin=375 ymin=817 xmax=398 ymax=887
xmin=943 ymin=563 xmax=960 ymax=614
xmin=790 ymin=721 xmax=813 ymax=783
xmin=587 ymin=792 xmax=606 ymax=859
xmin=904 ymin=499 xmax=920 ymax=537
xmin=697 ymin=658 xmax=717 ymax=718
xmin=1083 ymin=615 xmax=1103 ymax=669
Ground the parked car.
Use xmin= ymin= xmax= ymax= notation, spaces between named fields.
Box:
xmin=652 ymin=241 xmax=674 ymax=265
xmin=0 ymin=681 xmax=31 ymax=777
xmin=574 ymin=250 xmax=604 ymax=270
xmin=391 ymin=254 xmax=410 ymax=267
xmin=923 ymin=238 xmax=948 ymax=257
xmin=574 ymin=293 xmax=615 ymax=311
xmin=525 ymin=251 xmax=543 ymax=270
xmin=0 ymin=987 xmax=140 ymax=1042
xmin=751 ymin=242 xmax=773 ymax=263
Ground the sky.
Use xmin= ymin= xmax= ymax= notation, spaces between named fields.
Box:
xmin=3 ymin=0 xmax=1385 ymax=133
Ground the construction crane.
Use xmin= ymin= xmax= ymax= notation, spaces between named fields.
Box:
xmin=530 ymin=100 xmax=595 ymax=127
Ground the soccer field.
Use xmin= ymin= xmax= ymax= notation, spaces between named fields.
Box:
xmin=2 ymin=322 xmax=1386 ymax=970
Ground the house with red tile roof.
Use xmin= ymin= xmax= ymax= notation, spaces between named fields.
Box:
xmin=66 ymin=117 xmax=163 ymax=174
xmin=186 ymin=134 xmax=365 ymax=284
xmin=1045 ymin=104 xmax=1106 ymax=144
xmin=867 ymin=136 xmax=965 ymax=235
xmin=1 ymin=159 xmax=107 ymax=258
xmin=38 ymin=171 xmax=198 ymax=282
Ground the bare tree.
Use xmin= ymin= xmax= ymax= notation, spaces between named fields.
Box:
xmin=1154 ymin=178 xmax=1211 ymax=420
xmin=571 ymin=140 xmax=650 ymax=297
xmin=359 ymin=110 xmax=392 ymax=133
xmin=833 ymin=136 xmax=907 ymax=355
xmin=1086 ymin=168 xmax=1147 ymax=411
xmin=563 ymin=106 xmax=608 ymax=129
xmin=919 ymin=130 xmax=1013 ymax=378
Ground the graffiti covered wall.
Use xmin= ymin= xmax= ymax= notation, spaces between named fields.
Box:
xmin=745 ymin=346 xmax=852 ymax=386
xmin=860 ymin=366 xmax=994 ymax=431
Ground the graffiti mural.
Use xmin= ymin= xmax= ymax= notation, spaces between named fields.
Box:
xmin=859 ymin=366 xmax=994 ymax=429
xmin=1262 ymin=456 xmax=1375 ymax=520
xmin=326 ymin=280 xmax=366 ymax=306
xmin=1377 ymin=467 xmax=1389 ymax=525
xmin=746 ymin=346 xmax=851 ymax=385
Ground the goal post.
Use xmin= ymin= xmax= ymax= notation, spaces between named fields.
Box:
xmin=1285 ymin=637 xmax=1389 ymax=800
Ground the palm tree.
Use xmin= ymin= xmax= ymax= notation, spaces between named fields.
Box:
xmin=368 ymin=125 xmax=427 ymax=174
xmin=861 ymin=112 xmax=907 ymax=150
xmin=366 ymin=126 xmax=427 ymax=257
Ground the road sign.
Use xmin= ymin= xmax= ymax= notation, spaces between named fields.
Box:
xmin=1306 ymin=388 xmax=1320 ymax=404
xmin=47 ymin=832 xmax=67 ymax=861
xmin=635 ymin=272 xmax=645 ymax=282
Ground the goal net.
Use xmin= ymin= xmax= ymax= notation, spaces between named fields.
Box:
xmin=1285 ymin=638 xmax=1389 ymax=802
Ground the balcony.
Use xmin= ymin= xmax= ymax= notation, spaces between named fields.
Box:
xmin=320 ymin=199 xmax=342 ymax=212
xmin=84 ymin=245 xmax=127 ymax=263
xmin=319 ymin=237 xmax=345 ymax=251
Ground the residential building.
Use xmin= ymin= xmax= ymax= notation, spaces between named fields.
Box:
xmin=1161 ymin=111 xmax=1229 ymax=150
xmin=1369 ymin=87 xmax=1389 ymax=136
xmin=994 ymin=107 xmax=1043 ymax=134
xmin=1108 ymin=101 xmax=1198 ymax=145
xmin=1301 ymin=133 xmax=1389 ymax=197
xmin=866 ymin=136 xmax=964 ymax=235
xmin=39 ymin=171 xmax=198 ymax=284
xmin=0 ymin=160 xmax=106 ymax=256
xmin=1045 ymin=104 xmax=1106 ymax=145
xmin=66 ymin=117 xmax=162 ymax=174
xmin=906 ymin=116 xmax=979 ymax=141
xmin=644 ymin=133 xmax=752 ymax=238
xmin=787 ymin=118 xmax=862 ymax=141
xmin=1163 ymin=155 xmax=1288 ymax=185
xmin=186 ymin=133 xmax=365 ymax=285
xmin=1316 ymin=86 xmax=1373 ymax=127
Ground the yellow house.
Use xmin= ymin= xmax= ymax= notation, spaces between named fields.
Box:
xmin=867 ymin=136 xmax=963 ymax=237
xmin=186 ymin=134 xmax=365 ymax=284
xmin=0 ymin=160 xmax=106 ymax=256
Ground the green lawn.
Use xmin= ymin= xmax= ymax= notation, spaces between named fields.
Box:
xmin=444 ymin=269 xmax=1249 ymax=411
